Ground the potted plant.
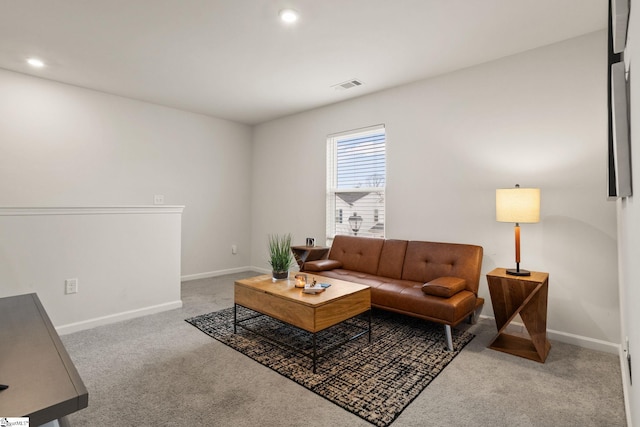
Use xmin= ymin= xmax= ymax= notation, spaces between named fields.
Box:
xmin=268 ymin=233 xmax=294 ymax=281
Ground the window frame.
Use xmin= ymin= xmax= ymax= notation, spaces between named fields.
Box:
xmin=326 ymin=124 xmax=386 ymax=243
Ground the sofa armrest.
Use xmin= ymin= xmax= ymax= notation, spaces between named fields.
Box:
xmin=303 ymin=259 xmax=343 ymax=272
xmin=422 ymin=277 xmax=466 ymax=298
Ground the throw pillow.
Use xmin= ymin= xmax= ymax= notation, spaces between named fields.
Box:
xmin=422 ymin=276 xmax=466 ymax=297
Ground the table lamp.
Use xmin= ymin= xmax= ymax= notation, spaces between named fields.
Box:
xmin=496 ymin=184 xmax=540 ymax=276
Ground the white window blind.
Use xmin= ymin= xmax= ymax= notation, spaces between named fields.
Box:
xmin=326 ymin=125 xmax=386 ymax=242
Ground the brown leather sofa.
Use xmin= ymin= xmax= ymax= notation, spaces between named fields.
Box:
xmin=302 ymin=235 xmax=484 ymax=350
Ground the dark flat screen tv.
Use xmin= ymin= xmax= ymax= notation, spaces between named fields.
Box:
xmin=608 ymin=0 xmax=632 ymax=199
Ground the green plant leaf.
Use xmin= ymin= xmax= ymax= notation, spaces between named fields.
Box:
xmin=267 ymin=233 xmax=294 ymax=272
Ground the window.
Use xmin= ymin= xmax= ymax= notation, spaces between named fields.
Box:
xmin=326 ymin=125 xmax=386 ymax=241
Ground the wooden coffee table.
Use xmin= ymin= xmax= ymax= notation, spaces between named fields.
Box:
xmin=234 ymin=274 xmax=371 ymax=372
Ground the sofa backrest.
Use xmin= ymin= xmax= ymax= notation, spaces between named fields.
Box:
xmin=401 ymin=241 xmax=483 ymax=295
xmin=328 ymin=235 xmax=384 ymax=275
xmin=376 ymin=239 xmax=408 ymax=279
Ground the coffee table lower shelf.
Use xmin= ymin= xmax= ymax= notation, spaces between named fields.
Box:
xmin=234 ymin=304 xmax=371 ymax=373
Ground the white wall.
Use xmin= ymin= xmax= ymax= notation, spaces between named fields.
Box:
xmin=617 ymin=0 xmax=639 ymax=423
xmin=0 ymin=69 xmax=253 ymax=278
xmin=252 ymin=32 xmax=619 ymax=349
xmin=0 ymin=207 xmax=183 ymax=333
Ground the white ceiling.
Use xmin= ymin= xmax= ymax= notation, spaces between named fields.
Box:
xmin=0 ymin=0 xmax=607 ymax=125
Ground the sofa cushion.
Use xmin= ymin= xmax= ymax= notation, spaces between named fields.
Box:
xmin=401 ymin=241 xmax=483 ymax=294
xmin=376 ymin=239 xmax=408 ymax=279
xmin=422 ymin=277 xmax=466 ymax=297
xmin=374 ymin=288 xmax=477 ymax=325
xmin=313 ymin=269 xmax=389 ymax=288
xmin=327 ymin=235 xmax=384 ymax=275
xmin=303 ymin=259 xmax=343 ymax=271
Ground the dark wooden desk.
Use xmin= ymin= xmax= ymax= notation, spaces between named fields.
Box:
xmin=0 ymin=293 xmax=88 ymax=425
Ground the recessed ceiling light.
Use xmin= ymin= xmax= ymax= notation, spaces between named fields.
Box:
xmin=279 ymin=9 xmax=299 ymax=23
xmin=27 ymin=58 xmax=45 ymax=68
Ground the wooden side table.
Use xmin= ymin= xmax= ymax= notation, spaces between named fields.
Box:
xmin=486 ymin=268 xmax=551 ymax=363
xmin=291 ymin=245 xmax=330 ymax=270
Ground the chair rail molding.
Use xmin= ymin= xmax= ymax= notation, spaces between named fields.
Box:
xmin=0 ymin=206 xmax=185 ymax=216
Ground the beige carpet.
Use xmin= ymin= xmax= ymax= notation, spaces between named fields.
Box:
xmin=61 ymin=271 xmax=627 ymax=426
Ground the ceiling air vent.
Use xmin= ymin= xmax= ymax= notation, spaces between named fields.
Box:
xmin=332 ymin=78 xmax=363 ymax=91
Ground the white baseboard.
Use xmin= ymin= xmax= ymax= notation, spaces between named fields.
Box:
xmin=56 ymin=300 xmax=183 ymax=335
xmin=183 ymin=266 xmax=302 ymax=282
xmin=548 ymin=328 xmax=621 ymax=354
xmin=479 ymin=315 xmax=620 ymax=355
xmin=181 ymin=266 xmax=253 ymax=282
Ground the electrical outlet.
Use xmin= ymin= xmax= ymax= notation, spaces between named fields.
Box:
xmin=154 ymin=195 xmax=164 ymax=205
xmin=231 ymin=244 xmax=237 ymax=254
xmin=65 ymin=278 xmax=78 ymax=294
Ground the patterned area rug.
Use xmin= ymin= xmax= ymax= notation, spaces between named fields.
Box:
xmin=186 ymin=307 xmax=474 ymax=427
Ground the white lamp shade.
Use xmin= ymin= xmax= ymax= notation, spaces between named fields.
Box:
xmin=496 ymin=187 xmax=540 ymax=223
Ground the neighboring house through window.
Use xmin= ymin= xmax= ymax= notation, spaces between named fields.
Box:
xmin=326 ymin=125 xmax=386 ymax=243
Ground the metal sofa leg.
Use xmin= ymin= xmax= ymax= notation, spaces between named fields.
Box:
xmin=444 ymin=325 xmax=453 ymax=351
xmin=468 ymin=309 xmax=479 ymax=325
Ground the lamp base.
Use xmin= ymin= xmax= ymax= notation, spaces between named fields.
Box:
xmin=506 ymin=268 xmax=531 ymax=276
